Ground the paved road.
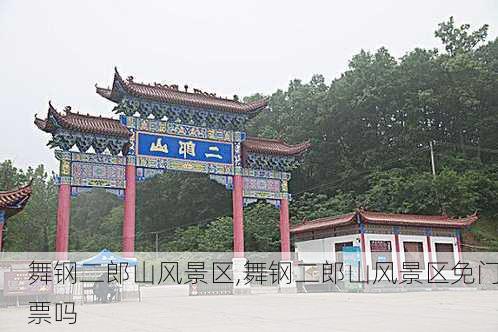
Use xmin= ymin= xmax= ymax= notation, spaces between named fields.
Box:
xmin=1 ymin=290 xmax=497 ymax=331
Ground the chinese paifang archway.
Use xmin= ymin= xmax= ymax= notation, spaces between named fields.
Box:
xmin=0 ymin=182 xmax=33 ymax=251
xmin=35 ymin=68 xmax=310 ymax=259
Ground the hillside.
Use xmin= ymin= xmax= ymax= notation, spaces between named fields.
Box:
xmin=1 ymin=18 xmax=497 ymax=252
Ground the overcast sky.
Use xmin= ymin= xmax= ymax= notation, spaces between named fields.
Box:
xmin=1 ymin=0 xmax=497 ymax=172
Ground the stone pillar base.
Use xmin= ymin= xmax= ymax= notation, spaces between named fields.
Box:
xmin=278 ymin=260 xmax=296 ymax=293
xmin=233 ymin=287 xmax=252 ymax=295
xmin=279 ymin=285 xmax=297 ymax=293
xmin=232 ymin=257 xmax=251 ymax=295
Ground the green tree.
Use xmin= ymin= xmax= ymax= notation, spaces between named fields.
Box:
xmin=3 ymin=165 xmax=57 ymax=251
xmin=435 ymin=16 xmax=489 ymax=56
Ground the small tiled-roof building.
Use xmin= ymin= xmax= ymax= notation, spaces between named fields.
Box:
xmin=0 ymin=182 xmax=33 ymax=251
xmin=0 ymin=182 xmax=33 ymax=219
xmin=291 ymin=209 xmax=478 ymax=281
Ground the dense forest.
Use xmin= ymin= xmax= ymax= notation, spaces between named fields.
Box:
xmin=2 ymin=18 xmax=497 ymax=252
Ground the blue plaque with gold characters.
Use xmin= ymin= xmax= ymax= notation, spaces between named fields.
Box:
xmin=137 ymin=132 xmax=233 ymax=165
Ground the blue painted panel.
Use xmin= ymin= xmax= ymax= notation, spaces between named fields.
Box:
xmin=137 ymin=132 xmax=233 ymax=165
xmin=343 ymin=246 xmax=361 ymax=266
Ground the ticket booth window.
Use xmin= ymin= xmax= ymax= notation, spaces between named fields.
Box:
xmin=435 ymin=243 xmax=455 ymax=270
xmin=335 ymin=242 xmax=353 ymax=263
xmin=403 ymin=241 xmax=425 ymax=267
xmin=370 ymin=240 xmax=393 ymax=269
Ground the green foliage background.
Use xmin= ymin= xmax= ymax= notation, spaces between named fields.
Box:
xmin=2 ymin=18 xmax=498 ymax=251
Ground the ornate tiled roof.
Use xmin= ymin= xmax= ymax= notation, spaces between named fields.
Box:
xmin=34 ymin=102 xmax=131 ymax=138
xmin=34 ymin=102 xmax=309 ymax=156
xmin=0 ymin=181 xmax=33 ymax=218
xmin=291 ymin=213 xmax=356 ymax=233
xmin=242 ymin=137 xmax=311 ymax=156
xmin=96 ymin=68 xmax=268 ymax=114
xmin=291 ymin=209 xmax=478 ymax=234
xmin=359 ymin=210 xmax=478 ymax=227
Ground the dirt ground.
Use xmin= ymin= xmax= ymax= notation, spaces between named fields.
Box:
xmin=1 ymin=290 xmax=497 ymax=331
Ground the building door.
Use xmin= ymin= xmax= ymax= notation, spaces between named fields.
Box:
xmin=403 ymin=241 xmax=425 ymax=268
xmin=335 ymin=242 xmax=353 ymax=263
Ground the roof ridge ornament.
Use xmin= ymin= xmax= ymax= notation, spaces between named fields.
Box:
xmin=48 ymin=100 xmax=56 ymax=111
xmin=99 ymin=68 xmax=268 ymax=115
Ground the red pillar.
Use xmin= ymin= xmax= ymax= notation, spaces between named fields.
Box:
xmin=232 ymin=175 xmax=244 ymax=258
xmin=394 ymin=233 xmax=402 ymax=282
xmin=456 ymin=230 xmax=463 ymax=261
xmin=123 ymin=164 xmax=136 ymax=257
xmin=0 ymin=222 xmax=4 ymax=252
xmin=426 ymin=235 xmax=434 ymax=280
xmin=360 ymin=232 xmax=368 ymax=282
xmin=56 ymin=184 xmax=71 ymax=259
xmin=279 ymin=198 xmax=291 ymax=260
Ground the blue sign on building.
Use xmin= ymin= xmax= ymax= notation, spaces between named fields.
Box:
xmin=137 ymin=132 xmax=233 ymax=165
xmin=343 ymin=246 xmax=362 ymax=289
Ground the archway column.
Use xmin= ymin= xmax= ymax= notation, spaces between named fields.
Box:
xmin=278 ymin=196 xmax=296 ymax=292
xmin=232 ymin=174 xmax=244 ymax=257
xmin=232 ymin=174 xmax=250 ymax=294
xmin=122 ymin=163 xmax=136 ymax=257
xmin=279 ymin=197 xmax=291 ymax=260
xmin=56 ymin=183 xmax=71 ymax=259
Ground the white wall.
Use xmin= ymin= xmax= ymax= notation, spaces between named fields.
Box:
xmin=399 ymin=234 xmax=430 ymax=278
xmin=295 ymin=233 xmax=459 ymax=281
xmin=295 ymin=234 xmax=360 ymax=263
xmin=364 ymin=233 xmax=398 ymax=280
xmin=429 ymin=236 xmax=460 ymax=281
